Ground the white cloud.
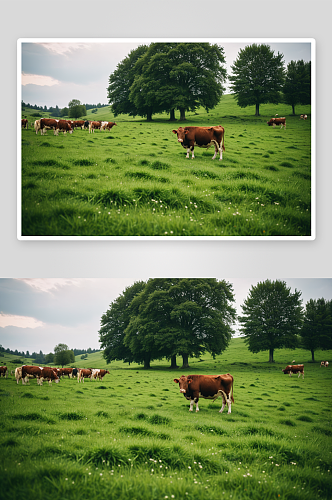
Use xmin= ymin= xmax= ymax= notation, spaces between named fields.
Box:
xmin=0 ymin=313 xmax=45 ymax=329
xmin=22 ymin=73 xmax=60 ymax=87
xmin=16 ymin=278 xmax=82 ymax=293
xmin=39 ymin=42 xmax=92 ymax=56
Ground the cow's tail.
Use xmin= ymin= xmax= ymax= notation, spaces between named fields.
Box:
xmin=219 ymin=126 xmax=225 ymax=152
xmin=227 ymin=373 xmax=234 ymax=403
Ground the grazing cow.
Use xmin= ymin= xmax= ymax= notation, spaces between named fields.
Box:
xmin=101 ymin=121 xmax=117 ymax=131
xmin=320 ymin=361 xmax=329 ymax=367
xmin=56 ymin=120 xmax=73 ymax=135
xmin=21 ymin=365 xmax=42 ymax=384
xmin=300 ymin=114 xmax=308 ymax=120
xmin=39 ymin=367 xmax=60 ymax=385
xmin=34 ymin=119 xmax=42 ymax=135
xmin=58 ymin=367 xmax=73 ymax=378
xmin=21 ymin=119 xmax=28 ymax=129
xmin=267 ymin=117 xmax=286 ymax=129
xmin=84 ymin=120 xmax=90 ymax=130
xmin=78 ymin=368 xmax=92 ymax=383
xmin=40 ymin=118 xmax=58 ymax=135
xmin=72 ymin=368 xmax=79 ymax=378
xmin=0 ymin=366 xmax=8 ymax=378
xmin=15 ymin=367 xmax=23 ymax=384
xmin=89 ymin=121 xmax=101 ymax=133
xmin=172 ymin=126 xmax=225 ymax=160
xmin=72 ymin=120 xmax=85 ymax=129
xmin=174 ymin=374 xmax=234 ymax=413
xmin=91 ymin=369 xmax=110 ymax=381
xmin=282 ymin=364 xmax=304 ymax=379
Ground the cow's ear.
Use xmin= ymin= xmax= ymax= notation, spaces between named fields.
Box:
xmin=172 ymin=130 xmax=178 ymax=134
xmin=174 ymin=378 xmax=179 ymax=383
xmin=187 ymin=379 xmax=192 ymax=384
xmin=184 ymin=130 xmax=189 ymax=135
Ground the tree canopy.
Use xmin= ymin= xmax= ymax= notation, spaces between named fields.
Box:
xmin=54 ymin=343 xmax=75 ymax=367
xmin=107 ymin=43 xmax=227 ymax=121
xmin=99 ymin=278 xmax=236 ymax=369
xmin=300 ymin=298 xmax=332 ymax=361
xmin=283 ymin=60 xmax=311 ymax=115
xmin=239 ymin=280 xmax=303 ymax=362
xmin=229 ymin=44 xmax=285 ymax=116
xmin=68 ymin=99 xmax=87 ymax=119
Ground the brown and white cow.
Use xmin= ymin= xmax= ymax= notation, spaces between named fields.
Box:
xmin=267 ymin=117 xmax=286 ymax=129
xmin=21 ymin=365 xmax=42 ymax=384
xmin=15 ymin=366 xmax=23 ymax=384
xmin=40 ymin=118 xmax=58 ymax=135
xmin=89 ymin=121 xmax=101 ymax=133
xmin=34 ymin=119 xmax=42 ymax=135
xmin=56 ymin=120 xmax=73 ymax=135
xmin=100 ymin=121 xmax=117 ymax=132
xmin=78 ymin=368 xmax=92 ymax=383
xmin=300 ymin=114 xmax=308 ymax=120
xmin=72 ymin=120 xmax=85 ymax=129
xmin=58 ymin=367 xmax=73 ymax=378
xmin=39 ymin=367 xmax=60 ymax=385
xmin=91 ymin=369 xmax=110 ymax=381
xmin=21 ymin=119 xmax=28 ymax=129
xmin=172 ymin=126 xmax=225 ymax=160
xmin=174 ymin=374 xmax=234 ymax=413
xmin=320 ymin=361 xmax=329 ymax=367
xmin=282 ymin=364 xmax=304 ymax=379
xmin=0 ymin=366 xmax=8 ymax=378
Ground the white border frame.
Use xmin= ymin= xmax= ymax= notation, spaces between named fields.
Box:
xmin=17 ymin=38 xmax=316 ymax=241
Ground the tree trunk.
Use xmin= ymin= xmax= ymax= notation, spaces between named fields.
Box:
xmin=146 ymin=111 xmax=153 ymax=122
xmin=144 ymin=358 xmax=151 ymax=369
xmin=311 ymin=349 xmax=315 ymax=362
xmin=179 ymin=108 xmax=186 ymax=120
xmin=170 ymin=355 xmax=178 ymax=369
xmin=169 ymin=109 xmax=176 ymax=121
xmin=292 ymin=104 xmax=295 ymax=115
xmin=181 ymin=354 xmax=189 ymax=369
xmin=255 ymin=103 xmax=260 ymax=116
xmin=268 ymin=348 xmax=274 ymax=363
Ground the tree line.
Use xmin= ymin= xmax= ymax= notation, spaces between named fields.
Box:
xmin=107 ymin=42 xmax=311 ymax=120
xmin=0 ymin=344 xmax=98 ymax=366
xmin=99 ymin=279 xmax=332 ymax=368
xmin=21 ymin=100 xmax=108 ymax=118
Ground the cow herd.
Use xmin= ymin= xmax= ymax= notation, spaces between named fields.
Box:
xmin=21 ymin=113 xmax=309 ymax=161
xmin=21 ymin=118 xmax=117 ymax=136
xmin=0 ymin=365 xmax=110 ymax=386
xmin=1 ymin=359 xmax=326 ymax=413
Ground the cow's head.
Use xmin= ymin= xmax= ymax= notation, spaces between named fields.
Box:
xmin=172 ymin=127 xmax=188 ymax=143
xmin=174 ymin=376 xmax=191 ymax=394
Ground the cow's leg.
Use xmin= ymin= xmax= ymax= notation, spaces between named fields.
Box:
xmin=191 ymin=147 xmax=195 ymax=159
xmin=186 ymin=148 xmax=190 ymax=159
xmin=194 ymin=398 xmax=199 ymax=412
xmin=219 ymin=397 xmax=226 ymax=413
xmin=189 ymin=399 xmax=194 ymax=411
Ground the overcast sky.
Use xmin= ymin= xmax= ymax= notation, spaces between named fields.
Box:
xmin=0 ymin=277 xmax=330 ymax=354
xmin=20 ymin=39 xmax=312 ymax=109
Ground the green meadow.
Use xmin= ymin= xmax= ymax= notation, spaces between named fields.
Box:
xmin=1 ymin=338 xmax=331 ymax=500
xmin=20 ymin=95 xmax=312 ymax=237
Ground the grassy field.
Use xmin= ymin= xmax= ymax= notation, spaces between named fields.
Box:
xmin=20 ymin=95 xmax=312 ymax=238
xmin=1 ymin=338 xmax=331 ymax=500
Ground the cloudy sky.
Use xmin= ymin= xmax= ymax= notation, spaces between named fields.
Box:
xmin=20 ymin=39 xmax=312 ymax=109
xmin=0 ymin=278 xmax=330 ymax=355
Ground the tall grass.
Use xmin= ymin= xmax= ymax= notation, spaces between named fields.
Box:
xmin=20 ymin=95 xmax=312 ymax=237
xmin=1 ymin=338 xmax=331 ymax=500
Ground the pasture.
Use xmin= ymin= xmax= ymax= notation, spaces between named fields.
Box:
xmin=20 ymin=95 xmax=312 ymax=237
xmin=1 ymin=338 xmax=331 ymax=500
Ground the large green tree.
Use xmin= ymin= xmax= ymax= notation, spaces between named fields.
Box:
xmin=68 ymin=99 xmax=87 ymax=119
xmin=300 ymin=298 xmax=332 ymax=361
xmin=108 ymin=43 xmax=227 ymax=121
xmin=129 ymin=43 xmax=227 ymax=121
xmin=98 ymin=281 xmax=146 ymax=364
xmin=54 ymin=343 xmax=75 ymax=367
xmin=239 ymin=280 xmax=303 ymax=362
xmin=124 ymin=278 xmax=236 ymax=368
xmin=283 ymin=60 xmax=311 ymax=115
xmin=229 ymin=44 xmax=285 ymax=116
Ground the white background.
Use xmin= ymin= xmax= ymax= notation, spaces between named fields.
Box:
xmin=1 ymin=0 xmax=330 ymax=279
